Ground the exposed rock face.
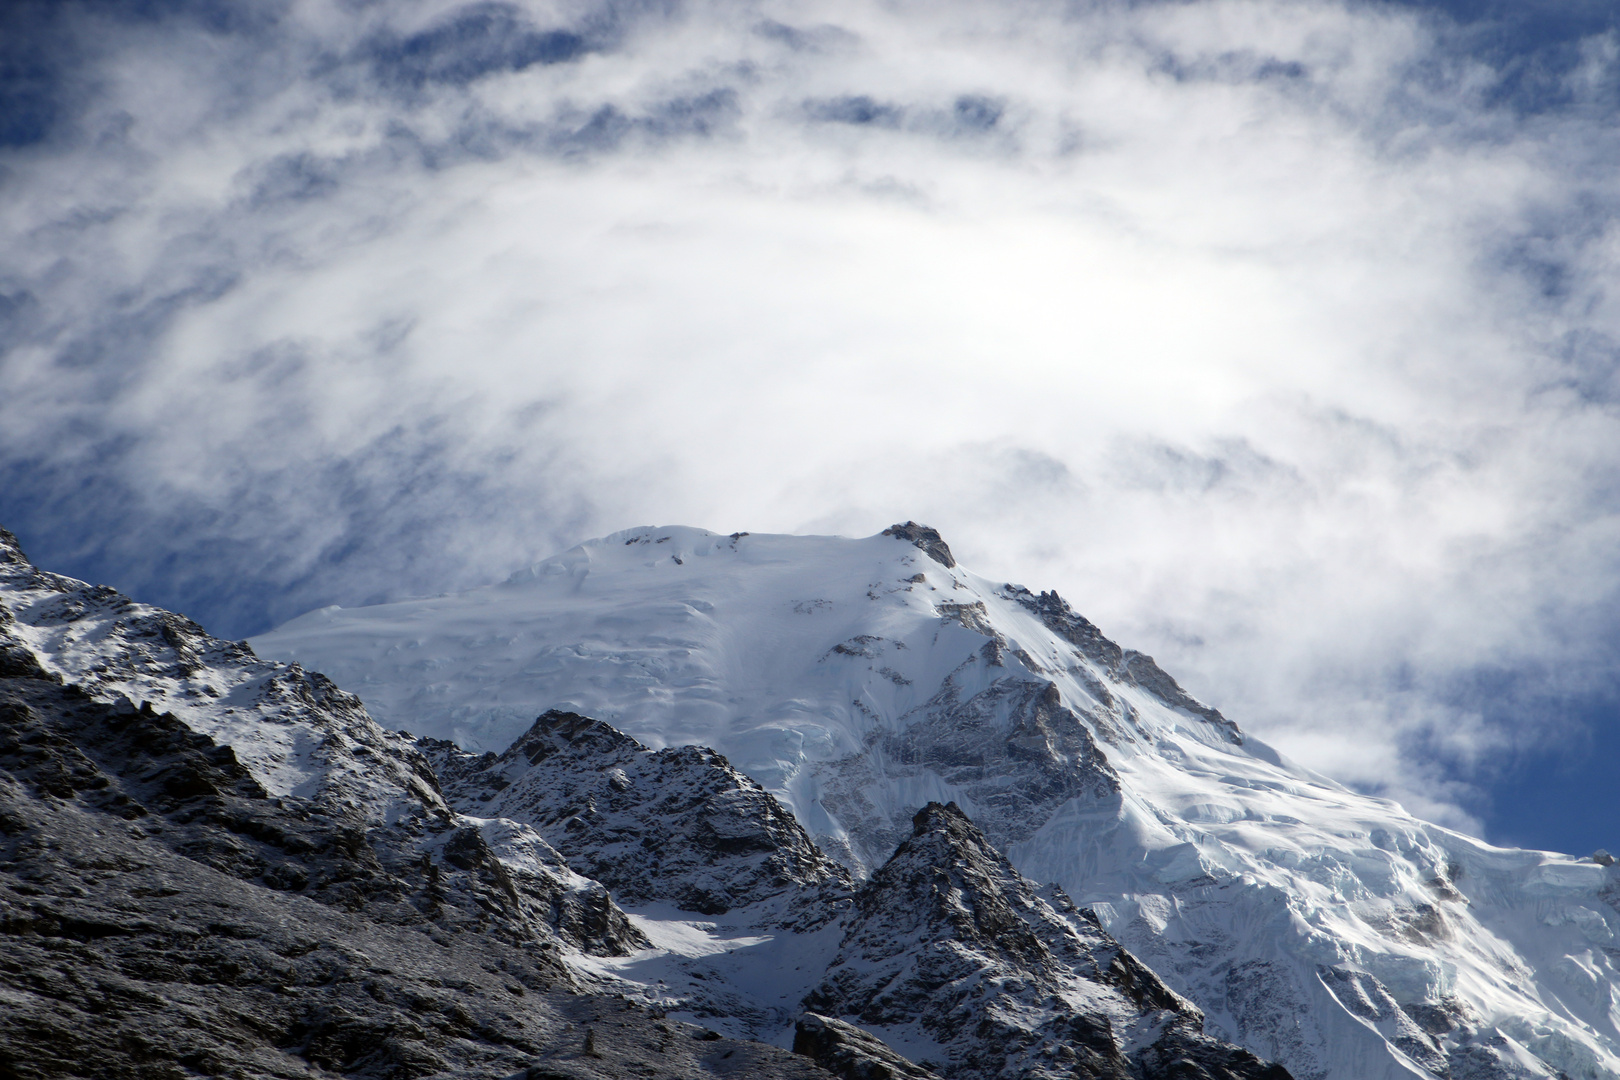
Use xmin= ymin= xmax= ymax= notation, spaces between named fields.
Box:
xmin=794 ymin=1013 xmax=944 ymax=1080
xmin=422 ymin=709 xmax=853 ymax=922
xmin=0 ymin=668 xmax=661 ymax=1078
xmin=882 ymin=522 xmax=957 ymax=569
xmin=0 ymin=529 xmax=850 ymax=1080
xmin=816 ymin=675 xmax=1122 ymax=869
xmin=807 ymin=802 xmax=1292 ymax=1080
xmin=0 ymin=526 xmax=446 ymax=825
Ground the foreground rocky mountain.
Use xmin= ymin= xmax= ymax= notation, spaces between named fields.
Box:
xmin=0 ymin=673 xmax=828 ymax=1080
xmin=257 ymin=523 xmax=1620 ymax=1080
xmin=0 ymin=527 xmax=837 ymax=1079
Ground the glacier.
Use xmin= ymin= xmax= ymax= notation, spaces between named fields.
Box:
xmin=251 ymin=523 xmax=1620 ymax=1080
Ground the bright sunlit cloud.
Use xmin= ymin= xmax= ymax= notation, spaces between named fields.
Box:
xmin=5 ymin=0 xmax=1620 ymax=838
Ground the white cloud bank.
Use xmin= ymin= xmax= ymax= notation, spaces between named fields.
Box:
xmin=5 ymin=0 xmax=1620 ymax=833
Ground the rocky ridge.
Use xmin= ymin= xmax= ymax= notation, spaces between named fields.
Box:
xmin=423 ymin=708 xmax=853 ymax=927
xmin=0 ymin=526 xmax=834 ymax=1079
xmin=998 ymin=585 xmax=1242 ymax=744
xmin=805 ymin=801 xmax=1289 ymax=1080
xmin=0 ymin=527 xmax=442 ymax=825
xmin=0 ymin=643 xmax=837 ymax=1079
xmin=418 ymin=713 xmax=1295 ymax=1078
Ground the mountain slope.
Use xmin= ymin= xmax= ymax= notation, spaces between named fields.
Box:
xmin=806 ymin=800 xmax=1290 ymax=1080
xmin=0 ymin=525 xmax=840 ymax=1080
xmin=255 ymin=523 xmax=1620 ymax=1080
xmin=0 ymin=528 xmax=443 ymax=826
xmin=416 ymin=704 xmax=1294 ymax=1079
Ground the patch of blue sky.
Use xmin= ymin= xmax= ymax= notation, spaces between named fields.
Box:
xmin=1479 ymin=691 xmax=1620 ymax=857
xmin=1390 ymin=0 xmax=1620 ymax=113
xmin=364 ymin=3 xmax=593 ymax=92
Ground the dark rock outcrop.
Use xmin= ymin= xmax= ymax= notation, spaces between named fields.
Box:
xmin=423 ymin=710 xmax=853 ymax=924
xmin=882 ymin=523 xmax=956 ymax=569
xmin=806 ymin=802 xmax=1291 ymax=1080
xmin=794 ymin=1012 xmax=943 ymax=1080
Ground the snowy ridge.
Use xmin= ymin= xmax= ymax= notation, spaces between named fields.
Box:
xmin=255 ymin=524 xmax=1620 ymax=1080
xmin=0 ymin=527 xmax=444 ymax=825
xmin=0 ymin=525 xmax=648 ymax=962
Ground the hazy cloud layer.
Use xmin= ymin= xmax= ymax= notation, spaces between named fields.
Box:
xmin=5 ymin=0 xmax=1620 ymax=843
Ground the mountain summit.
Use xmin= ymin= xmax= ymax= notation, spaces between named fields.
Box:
xmin=255 ymin=524 xmax=1620 ymax=1080
xmin=1 ymin=522 xmax=1287 ymax=1080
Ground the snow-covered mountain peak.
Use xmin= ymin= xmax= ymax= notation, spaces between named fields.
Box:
xmin=252 ymin=522 xmax=1243 ymax=843
xmin=253 ymin=523 xmax=1620 ymax=1080
xmin=0 ymin=520 xmax=1298 ymax=1080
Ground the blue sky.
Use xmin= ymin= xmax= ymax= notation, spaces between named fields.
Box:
xmin=3 ymin=0 xmax=1619 ymax=855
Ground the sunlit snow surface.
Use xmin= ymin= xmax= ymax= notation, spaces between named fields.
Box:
xmin=0 ymin=542 xmax=448 ymax=825
xmin=254 ymin=526 xmax=1620 ymax=1080
xmin=568 ymin=899 xmax=847 ymax=1049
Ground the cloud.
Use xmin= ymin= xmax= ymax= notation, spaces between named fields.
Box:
xmin=4 ymin=0 xmax=1620 ymax=840
xmin=364 ymin=3 xmax=597 ymax=92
